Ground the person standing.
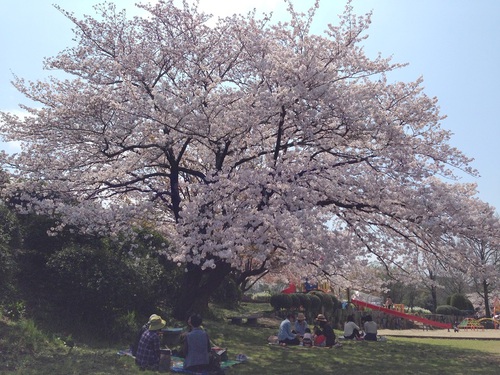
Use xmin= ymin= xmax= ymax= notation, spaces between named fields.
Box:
xmin=278 ymin=313 xmax=300 ymax=346
xmin=183 ymin=314 xmax=211 ymax=372
xmin=315 ymin=314 xmax=336 ymax=347
xmin=384 ymin=296 xmax=393 ymax=309
xmin=135 ymin=315 xmax=166 ymax=371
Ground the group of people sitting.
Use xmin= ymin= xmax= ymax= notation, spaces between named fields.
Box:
xmin=277 ymin=312 xmax=379 ymax=347
xmin=132 ymin=313 xmax=216 ymax=372
xmin=277 ymin=312 xmax=336 ymax=347
xmin=343 ymin=314 xmax=378 ymax=341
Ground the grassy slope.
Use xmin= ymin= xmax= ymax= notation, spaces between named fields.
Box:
xmin=1 ymin=304 xmax=500 ymax=375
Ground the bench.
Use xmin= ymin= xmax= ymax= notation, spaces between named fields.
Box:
xmin=227 ymin=315 xmax=260 ymax=325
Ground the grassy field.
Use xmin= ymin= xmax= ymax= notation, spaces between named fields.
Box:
xmin=1 ymin=304 xmax=500 ymax=375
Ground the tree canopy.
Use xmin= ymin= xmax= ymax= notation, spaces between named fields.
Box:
xmin=1 ymin=0 xmax=494 ymax=317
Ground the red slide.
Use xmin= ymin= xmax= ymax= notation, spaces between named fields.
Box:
xmin=351 ymin=299 xmax=452 ymax=329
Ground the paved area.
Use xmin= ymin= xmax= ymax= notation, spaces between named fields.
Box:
xmin=378 ymin=328 xmax=500 ymax=340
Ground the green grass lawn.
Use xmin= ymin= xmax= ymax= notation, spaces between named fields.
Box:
xmin=2 ymin=305 xmax=500 ymax=375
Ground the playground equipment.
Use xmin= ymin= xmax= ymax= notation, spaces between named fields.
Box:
xmin=458 ymin=318 xmax=484 ymax=331
xmin=281 ymin=282 xmax=296 ymax=294
xmin=351 ymin=299 xmax=452 ymax=329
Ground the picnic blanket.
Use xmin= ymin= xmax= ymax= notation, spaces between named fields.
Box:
xmin=170 ymin=356 xmax=243 ymax=374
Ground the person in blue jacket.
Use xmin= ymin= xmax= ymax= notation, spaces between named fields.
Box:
xmin=183 ymin=314 xmax=211 ymax=372
xmin=278 ymin=313 xmax=300 ymax=346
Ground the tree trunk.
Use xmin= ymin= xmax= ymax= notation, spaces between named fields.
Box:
xmin=483 ymin=279 xmax=491 ymax=318
xmin=172 ymin=261 xmax=233 ymax=321
xmin=430 ymin=285 xmax=437 ymax=313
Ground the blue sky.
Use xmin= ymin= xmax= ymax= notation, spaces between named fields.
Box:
xmin=1 ymin=0 xmax=499 ymax=211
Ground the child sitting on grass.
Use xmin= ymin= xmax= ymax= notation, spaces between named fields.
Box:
xmin=313 ymin=327 xmax=326 ymax=347
xmin=302 ymin=328 xmax=313 ymax=347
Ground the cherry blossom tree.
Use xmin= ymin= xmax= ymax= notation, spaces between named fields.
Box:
xmin=450 ymin=200 xmax=500 ymax=317
xmin=0 ymin=0 xmax=479 ymax=318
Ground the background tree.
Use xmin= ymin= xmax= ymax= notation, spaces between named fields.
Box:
xmin=0 ymin=202 xmax=21 ymax=307
xmin=451 ymin=201 xmax=500 ymax=318
xmin=0 ymin=1 xmax=479 ymax=319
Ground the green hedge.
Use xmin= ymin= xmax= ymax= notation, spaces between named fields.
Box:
xmin=436 ymin=305 xmax=461 ymax=316
xmin=270 ymin=291 xmax=339 ymax=318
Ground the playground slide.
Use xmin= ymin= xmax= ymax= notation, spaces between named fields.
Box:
xmin=351 ymin=299 xmax=452 ymax=329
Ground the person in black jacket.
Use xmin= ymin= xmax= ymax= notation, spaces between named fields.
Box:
xmin=314 ymin=314 xmax=336 ymax=347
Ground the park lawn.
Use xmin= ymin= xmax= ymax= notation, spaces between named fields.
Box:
xmin=207 ymin=321 xmax=500 ymax=375
xmin=2 ymin=310 xmax=500 ymax=375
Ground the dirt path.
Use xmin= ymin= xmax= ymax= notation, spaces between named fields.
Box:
xmin=377 ymin=328 xmax=500 ymax=340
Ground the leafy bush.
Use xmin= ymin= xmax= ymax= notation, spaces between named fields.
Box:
xmin=0 ymin=204 xmax=21 ymax=305
xmin=250 ymin=292 xmax=271 ymax=303
xmin=406 ymin=306 xmax=432 ymax=315
xmin=44 ymin=237 xmax=176 ymax=338
xmin=269 ymin=292 xmax=338 ymax=315
xmin=270 ymin=294 xmax=282 ymax=311
xmin=309 ymin=294 xmax=322 ymax=314
xmin=290 ymin=294 xmax=301 ymax=309
xmin=448 ymin=293 xmax=474 ymax=311
xmin=281 ymin=294 xmax=293 ymax=310
xmin=211 ymin=276 xmax=241 ymax=309
xmin=297 ymin=293 xmax=311 ymax=311
xmin=436 ymin=305 xmax=461 ymax=316
xmin=3 ymin=300 xmax=26 ymax=320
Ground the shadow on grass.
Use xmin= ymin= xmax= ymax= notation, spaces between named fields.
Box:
xmin=208 ymin=320 xmax=500 ymax=375
xmin=2 ymin=311 xmax=500 ymax=375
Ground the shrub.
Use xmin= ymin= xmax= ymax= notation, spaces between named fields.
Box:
xmin=251 ymin=293 xmax=271 ymax=303
xmin=269 ymin=293 xmax=300 ymax=311
xmin=406 ymin=306 xmax=432 ymax=315
xmin=449 ymin=293 xmax=474 ymax=311
xmin=297 ymin=293 xmax=311 ymax=311
xmin=436 ymin=305 xmax=461 ymax=316
xmin=290 ymin=294 xmax=301 ymax=309
xmin=0 ymin=204 xmax=21 ymax=305
xmin=44 ymin=239 xmax=173 ymax=338
xmin=211 ymin=276 xmax=241 ymax=309
xmin=309 ymin=291 xmax=338 ymax=315
xmin=270 ymin=294 xmax=282 ymax=311
xmin=281 ymin=294 xmax=293 ymax=310
xmin=112 ymin=310 xmax=140 ymax=343
xmin=309 ymin=294 xmax=322 ymax=314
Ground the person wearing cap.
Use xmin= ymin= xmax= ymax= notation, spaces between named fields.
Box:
xmin=294 ymin=312 xmax=309 ymax=337
xmin=315 ymin=314 xmax=336 ymax=347
xmin=277 ymin=313 xmax=300 ymax=346
xmin=131 ymin=314 xmax=160 ymax=357
xmin=183 ymin=314 xmax=211 ymax=372
xmin=135 ymin=315 xmax=166 ymax=371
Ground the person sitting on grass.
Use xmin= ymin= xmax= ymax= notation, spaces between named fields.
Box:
xmin=131 ymin=313 xmax=160 ymax=356
xmin=315 ymin=314 xmax=336 ymax=347
xmin=278 ymin=313 xmax=300 ymax=346
xmin=183 ymin=314 xmax=211 ymax=372
xmin=135 ymin=315 xmax=166 ymax=371
xmin=302 ymin=328 xmax=313 ymax=347
xmin=313 ymin=327 xmax=326 ymax=347
xmin=294 ymin=313 xmax=309 ymax=337
xmin=363 ymin=315 xmax=378 ymax=341
xmin=343 ymin=314 xmax=362 ymax=340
